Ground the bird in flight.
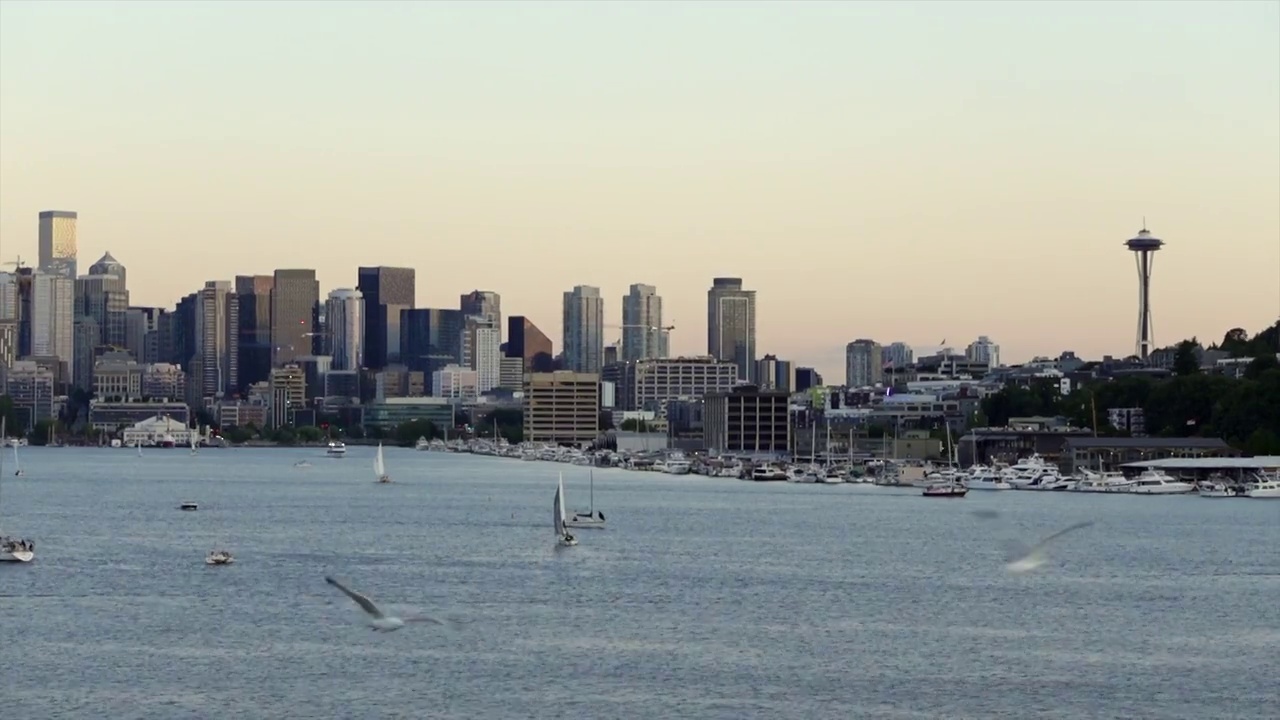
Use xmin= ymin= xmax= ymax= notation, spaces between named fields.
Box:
xmin=1004 ymin=521 xmax=1095 ymax=574
xmin=325 ymin=576 xmax=448 ymax=632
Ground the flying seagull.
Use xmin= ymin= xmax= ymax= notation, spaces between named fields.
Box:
xmin=1004 ymin=521 xmax=1094 ymax=574
xmin=325 ymin=576 xmax=447 ymax=632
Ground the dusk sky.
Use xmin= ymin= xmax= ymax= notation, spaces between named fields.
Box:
xmin=1 ymin=0 xmax=1277 ymax=379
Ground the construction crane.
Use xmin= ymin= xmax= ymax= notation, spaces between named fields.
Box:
xmin=2 ymin=256 xmax=29 ymax=270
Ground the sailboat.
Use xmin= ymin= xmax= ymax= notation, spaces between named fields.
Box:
xmin=12 ymin=441 xmax=23 ymax=476
xmin=566 ymin=469 xmax=606 ymax=529
xmin=0 ymin=419 xmax=35 ymax=563
xmin=554 ymin=473 xmax=577 ymax=546
xmin=189 ymin=426 xmax=199 ymax=456
xmin=373 ymin=443 xmax=391 ymax=483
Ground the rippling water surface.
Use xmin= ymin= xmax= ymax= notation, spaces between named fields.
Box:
xmin=2 ymin=447 xmax=1278 ymax=719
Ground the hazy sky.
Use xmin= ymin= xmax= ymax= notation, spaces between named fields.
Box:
xmin=2 ymin=0 xmax=1277 ymax=379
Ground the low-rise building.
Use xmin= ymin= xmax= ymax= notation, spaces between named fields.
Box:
xmin=362 ymin=397 xmax=457 ymax=432
xmin=522 ymin=371 xmax=600 ymax=445
xmin=703 ymin=385 xmax=790 ymax=456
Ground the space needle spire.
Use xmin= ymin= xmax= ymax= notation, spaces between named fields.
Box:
xmin=1125 ymin=221 xmax=1165 ymax=361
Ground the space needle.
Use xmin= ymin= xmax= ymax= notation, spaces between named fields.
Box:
xmin=1125 ymin=221 xmax=1164 ymax=361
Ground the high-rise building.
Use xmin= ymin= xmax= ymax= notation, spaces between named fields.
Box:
xmin=622 ymin=283 xmax=665 ymax=362
xmin=194 ymin=281 xmax=239 ymax=399
xmin=0 ymin=272 xmax=18 ymax=322
xmin=432 ymin=364 xmax=480 ymax=400
xmin=884 ymin=342 xmax=914 ymax=370
xmin=465 ymin=319 xmax=502 ymax=392
xmin=38 ymin=210 xmax=78 ymax=280
xmin=399 ymin=308 xmax=464 ymax=381
xmin=965 ymin=336 xmax=1000 ymax=368
xmin=235 ymin=275 xmax=274 ymax=389
xmin=755 ymin=354 xmax=793 ymax=392
xmin=459 ymin=290 xmax=501 ymax=341
xmin=166 ymin=292 xmax=198 ymax=371
xmin=562 ymin=285 xmax=604 ymax=373
xmin=522 ymin=371 xmax=600 ymax=444
xmin=30 ymin=272 xmax=74 ymax=380
xmin=706 ymin=277 xmax=756 ymax=383
xmin=125 ymin=307 xmax=164 ymax=364
xmin=75 ymin=254 xmax=129 ymax=348
xmin=506 ymin=316 xmax=554 ymax=371
xmin=270 ymin=269 xmax=319 ymax=367
xmin=844 ymin=339 xmax=884 ymax=388
xmin=325 ymin=288 xmax=364 ymax=371
xmin=357 ymin=266 xmax=415 ymax=369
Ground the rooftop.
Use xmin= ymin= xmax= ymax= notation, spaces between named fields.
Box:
xmin=1120 ymin=457 xmax=1280 ymax=470
xmin=1063 ymin=437 xmax=1232 ymax=450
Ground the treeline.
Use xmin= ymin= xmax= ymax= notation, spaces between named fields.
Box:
xmin=981 ymin=323 xmax=1280 ymax=455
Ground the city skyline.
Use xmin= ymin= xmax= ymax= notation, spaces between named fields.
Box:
xmin=1 ymin=2 xmax=1277 ymax=379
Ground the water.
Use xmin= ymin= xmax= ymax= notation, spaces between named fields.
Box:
xmin=2 ymin=446 xmax=1278 ymax=719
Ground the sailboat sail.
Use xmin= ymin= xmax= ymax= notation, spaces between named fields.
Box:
xmin=373 ymin=443 xmax=386 ymax=479
xmin=12 ymin=443 xmax=20 ymax=474
xmin=554 ymin=473 xmax=567 ymax=537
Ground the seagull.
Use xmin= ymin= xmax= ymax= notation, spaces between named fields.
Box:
xmin=1004 ymin=521 xmax=1094 ymax=574
xmin=325 ymin=576 xmax=447 ymax=632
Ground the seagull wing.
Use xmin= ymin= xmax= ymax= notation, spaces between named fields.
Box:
xmin=1028 ymin=521 xmax=1094 ymax=554
xmin=325 ymin=576 xmax=384 ymax=618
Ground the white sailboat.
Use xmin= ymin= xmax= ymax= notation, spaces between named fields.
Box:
xmin=374 ymin=443 xmax=391 ymax=483
xmin=189 ymin=427 xmax=199 ymax=455
xmin=566 ymin=469 xmax=606 ymax=529
xmin=12 ymin=442 xmax=23 ymax=476
xmin=136 ymin=442 xmax=143 ymax=457
xmin=0 ymin=419 xmax=35 ymax=563
xmin=554 ymin=473 xmax=577 ymax=546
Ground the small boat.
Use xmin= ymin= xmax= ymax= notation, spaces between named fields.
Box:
xmin=923 ymin=480 xmax=968 ymax=498
xmin=566 ymin=469 xmax=606 ymax=529
xmin=189 ymin=430 xmax=199 ymax=456
xmin=0 ymin=419 xmax=35 ymax=563
xmin=179 ymin=501 xmax=199 ymax=511
xmin=293 ymin=460 xmax=312 ymax=469
xmin=1244 ymin=473 xmax=1280 ymax=498
xmin=374 ymin=443 xmax=391 ymax=483
xmin=554 ymin=473 xmax=577 ymax=547
xmin=205 ymin=550 xmax=234 ymax=565
xmin=1198 ymin=477 xmax=1237 ymax=498
xmin=414 ymin=436 xmax=431 ymax=451
xmin=326 ymin=441 xmax=346 ymax=458
xmin=11 ymin=442 xmax=23 ymax=477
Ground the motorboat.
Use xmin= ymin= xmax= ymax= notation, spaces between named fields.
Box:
xmin=1 ymin=419 xmax=35 ymax=562
xmin=923 ymin=480 xmax=968 ymax=497
xmin=293 ymin=460 xmax=312 ymax=468
xmin=414 ymin=436 xmax=431 ymax=451
xmin=326 ymin=441 xmax=347 ymax=458
xmin=1198 ymin=474 xmax=1238 ymax=498
xmin=1128 ymin=469 xmax=1195 ymax=495
xmin=664 ymin=457 xmax=692 ymax=475
xmin=750 ymin=465 xmax=788 ymax=482
xmin=1071 ymin=470 xmax=1134 ymax=493
xmin=554 ymin=473 xmax=578 ymax=547
xmin=966 ymin=466 xmax=1013 ymax=490
xmin=1244 ymin=473 xmax=1280 ymax=498
xmin=205 ymin=550 xmax=235 ymax=565
xmin=179 ymin=501 xmax=199 ymax=511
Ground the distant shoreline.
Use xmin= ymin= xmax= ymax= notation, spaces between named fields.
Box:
xmin=34 ymin=439 xmax=410 ymax=449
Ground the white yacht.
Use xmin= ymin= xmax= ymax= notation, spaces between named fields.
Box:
xmin=1072 ymin=470 xmax=1134 ymax=493
xmin=1128 ymin=469 xmax=1195 ymax=495
xmin=1197 ymin=481 xmax=1237 ymax=498
xmin=967 ymin=466 xmax=1013 ymax=490
xmin=1244 ymin=472 xmax=1280 ymax=498
xmin=414 ymin=436 xmax=431 ymax=451
xmin=326 ymin=441 xmax=347 ymax=458
xmin=554 ymin=473 xmax=577 ymax=547
xmin=750 ymin=465 xmax=788 ymax=482
xmin=787 ymin=465 xmax=821 ymax=484
xmin=664 ymin=456 xmax=692 ymax=475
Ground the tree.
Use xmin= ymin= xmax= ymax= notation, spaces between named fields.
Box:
xmin=1219 ymin=327 xmax=1250 ymax=355
xmin=395 ymin=419 xmax=438 ymax=446
xmin=296 ymin=426 xmax=323 ymax=443
xmin=1172 ymin=339 xmax=1201 ymax=376
xmin=195 ymin=408 xmax=217 ymax=430
xmin=0 ymin=395 xmax=18 ymax=435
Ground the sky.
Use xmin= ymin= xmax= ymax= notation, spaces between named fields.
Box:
xmin=1 ymin=0 xmax=1277 ymax=381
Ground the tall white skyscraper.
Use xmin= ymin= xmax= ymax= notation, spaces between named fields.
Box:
xmin=562 ymin=285 xmax=604 ymax=373
xmin=326 ymin=288 xmax=364 ymax=371
xmin=195 ymin=281 xmax=239 ymax=398
xmin=966 ymin=336 xmax=1001 ymax=368
xmin=0 ymin=272 xmax=18 ymax=321
xmin=38 ymin=210 xmax=78 ymax=280
xmin=845 ymin=339 xmax=884 ymax=388
xmin=622 ymin=283 xmax=665 ymax=362
xmin=707 ymin=277 xmax=756 ymax=382
xmin=470 ymin=321 xmax=502 ymax=392
xmin=31 ymin=272 xmax=74 ymax=378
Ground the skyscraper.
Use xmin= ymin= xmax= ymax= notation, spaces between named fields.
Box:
xmin=506 ymin=316 xmax=554 ymax=372
xmin=460 ymin=290 xmax=502 ymax=340
xmin=31 ymin=272 xmax=74 ymax=379
xmin=357 ymin=266 xmax=415 ymax=369
xmin=75 ymin=252 xmax=129 ymax=348
xmin=325 ymin=288 xmax=364 ymax=371
xmin=270 ymin=269 xmax=319 ymax=367
xmin=707 ymin=277 xmax=756 ymax=383
xmin=884 ymin=342 xmax=914 ymax=370
xmin=463 ymin=318 xmax=502 ymax=392
xmin=844 ymin=339 xmax=884 ymax=388
xmin=235 ymin=274 xmax=274 ymax=388
xmin=195 ymin=281 xmax=239 ymax=398
xmin=562 ymin=285 xmax=604 ymax=374
xmin=125 ymin=306 xmax=164 ymax=363
xmin=399 ymin=308 xmax=464 ymax=382
xmin=965 ymin=336 xmax=1000 ymax=368
xmin=38 ymin=210 xmax=78 ymax=280
xmin=622 ymin=283 xmax=665 ymax=362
